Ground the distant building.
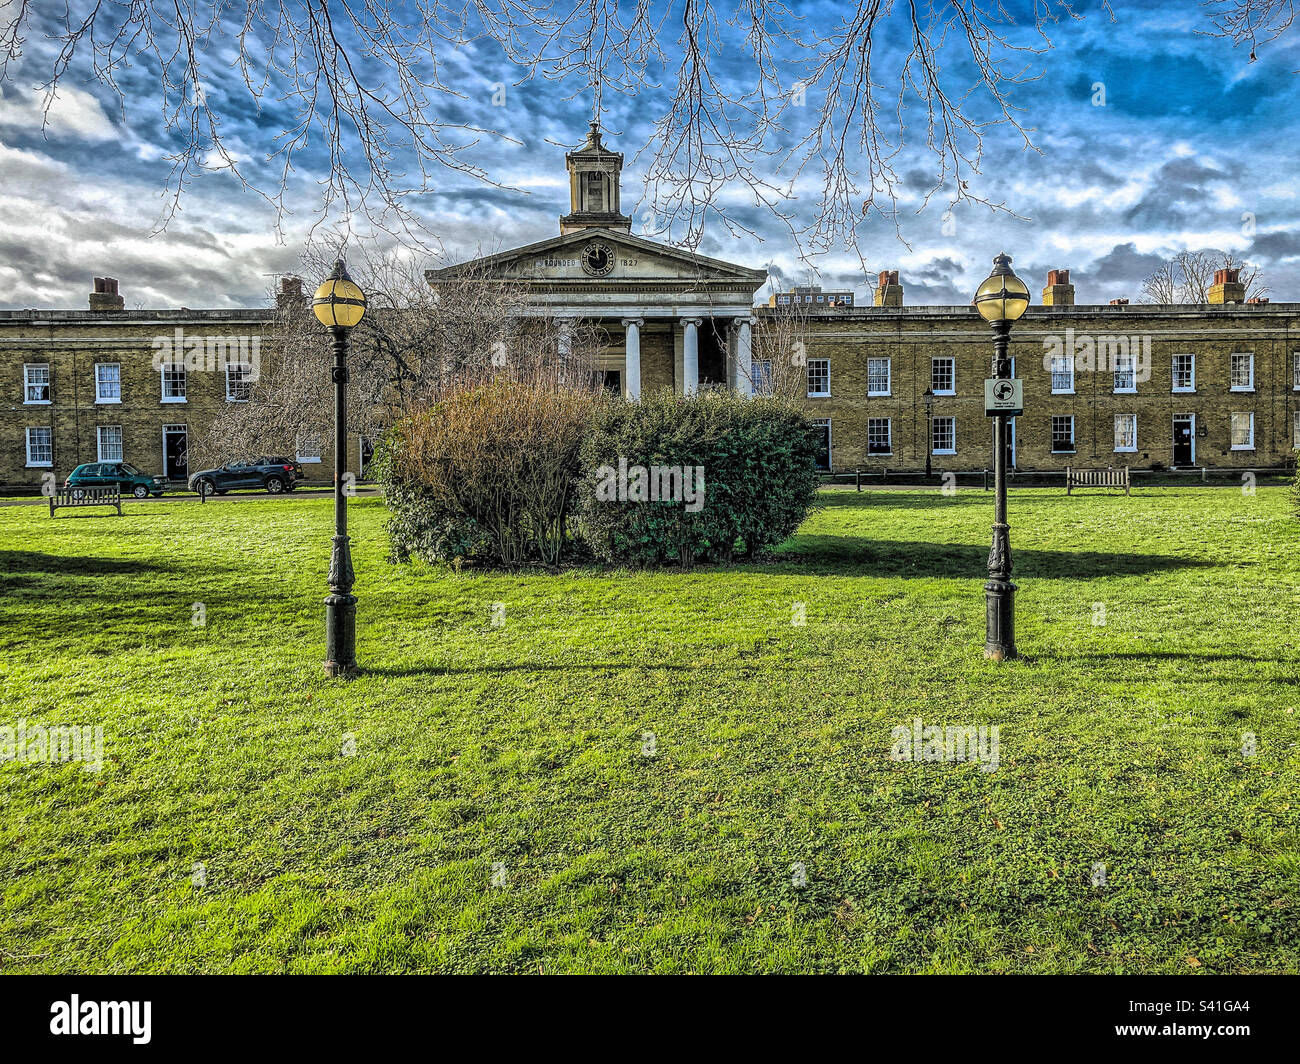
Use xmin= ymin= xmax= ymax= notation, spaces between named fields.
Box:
xmin=768 ymin=285 xmax=855 ymax=309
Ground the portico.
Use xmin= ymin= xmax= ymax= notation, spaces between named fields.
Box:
xmin=424 ymin=123 xmax=767 ymax=398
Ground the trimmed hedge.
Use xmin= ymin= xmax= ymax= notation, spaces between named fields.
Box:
xmin=574 ymin=390 xmax=821 ymax=566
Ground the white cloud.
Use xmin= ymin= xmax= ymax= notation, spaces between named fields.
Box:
xmin=0 ymin=84 xmax=115 ymax=141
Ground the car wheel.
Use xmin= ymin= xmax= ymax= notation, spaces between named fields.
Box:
xmin=265 ymin=476 xmax=285 ymax=494
xmin=71 ymin=488 xmax=87 ymax=500
xmin=132 ymin=484 xmax=149 ymax=499
xmin=197 ymin=478 xmax=216 ymax=497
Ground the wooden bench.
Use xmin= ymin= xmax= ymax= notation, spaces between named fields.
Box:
xmin=49 ymin=486 xmax=123 ymax=517
xmin=1065 ymin=466 xmax=1129 ymax=496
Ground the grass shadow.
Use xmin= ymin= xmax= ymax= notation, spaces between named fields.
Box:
xmin=771 ymin=537 xmax=1215 ymax=578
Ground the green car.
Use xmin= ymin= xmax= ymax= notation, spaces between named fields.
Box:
xmin=66 ymin=462 xmax=167 ymax=499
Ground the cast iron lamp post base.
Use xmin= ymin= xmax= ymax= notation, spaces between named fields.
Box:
xmin=324 ymin=533 xmax=357 ymax=678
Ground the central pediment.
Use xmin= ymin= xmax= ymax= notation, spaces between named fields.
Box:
xmin=425 ymin=229 xmax=767 ymax=293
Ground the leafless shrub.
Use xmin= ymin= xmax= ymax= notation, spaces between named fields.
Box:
xmin=389 ymin=371 xmax=599 ymax=566
xmin=745 ymin=300 xmax=811 ymax=401
xmin=192 ymin=243 xmax=602 ymax=471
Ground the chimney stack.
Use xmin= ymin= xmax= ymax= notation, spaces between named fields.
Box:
xmin=873 ymin=269 xmax=903 ymax=307
xmin=1041 ymin=268 xmax=1075 ymax=306
xmin=277 ymin=275 xmax=305 ymax=309
xmin=1208 ymin=267 xmax=1245 ymax=304
xmin=1109 ymin=297 xmax=1129 ymax=306
xmin=89 ymin=277 xmax=124 ymax=312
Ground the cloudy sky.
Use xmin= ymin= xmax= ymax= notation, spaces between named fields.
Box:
xmin=0 ymin=0 xmax=1296 ymax=310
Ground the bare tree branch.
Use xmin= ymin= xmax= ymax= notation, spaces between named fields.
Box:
xmin=1 ymin=1 xmax=1116 ymax=259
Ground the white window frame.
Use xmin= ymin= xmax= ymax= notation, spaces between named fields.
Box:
xmin=1171 ymin=353 xmax=1195 ymax=394
xmin=867 ymin=417 xmax=892 ymax=456
xmin=97 ymin=425 xmax=124 ymax=462
xmin=931 ymin=415 xmax=956 ymax=455
xmin=296 ymin=435 xmax=323 ymax=464
xmin=1112 ymin=354 xmax=1137 ymax=394
xmin=1114 ymin=413 xmax=1137 ymax=453
xmin=1049 ymin=355 xmax=1074 ymax=395
xmin=95 ymin=362 xmax=121 ymax=403
xmin=1293 ymin=351 xmax=1300 ymax=392
xmin=1230 ymin=352 xmax=1254 ymax=392
xmin=806 ymin=358 xmax=831 ymax=398
xmin=867 ymin=357 xmax=891 ymax=397
xmin=1230 ymin=412 xmax=1255 ymax=450
xmin=1051 ymin=414 xmax=1075 ymax=453
xmin=1293 ymin=410 xmax=1300 ymax=450
xmin=160 ymin=362 xmax=187 ymax=403
xmin=225 ymin=362 xmax=254 ymax=402
xmin=751 ymin=359 xmax=773 ymax=396
xmin=23 ymin=363 xmax=51 ymax=404
xmin=25 ymin=426 xmax=53 ymax=467
xmin=931 ymin=357 xmax=955 ymax=396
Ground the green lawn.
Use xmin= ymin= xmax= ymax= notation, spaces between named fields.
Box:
xmin=1 ymin=486 xmax=1297 ymax=973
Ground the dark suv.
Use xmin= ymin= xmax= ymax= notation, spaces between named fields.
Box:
xmin=66 ymin=462 xmax=167 ymax=498
xmin=188 ymin=456 xmax=305 ymax=497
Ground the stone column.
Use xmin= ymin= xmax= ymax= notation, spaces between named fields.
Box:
xmin=681 ymin=317 xmax=702 ymax=396
xmin=621 ymin=317 xmax=643 ymax=399
xmin=736 ymin=316 xmax=755 ymax=397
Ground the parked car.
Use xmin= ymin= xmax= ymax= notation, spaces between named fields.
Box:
xmin=65 ymin=462 xmax=168 ymax=498
xmin=188 ymin=456 xmax=305 ymax=497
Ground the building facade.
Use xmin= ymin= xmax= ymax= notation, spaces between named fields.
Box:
xmin=792 ymin=274 xmax=1300 ymax=473
xmin=3 ymin=128 xmax=1298 ymax=488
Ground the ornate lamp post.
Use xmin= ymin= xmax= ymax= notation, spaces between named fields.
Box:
xmin=973 ymin=252 xmax=1029 ymax=661
xmin=922 ymin=388 xmax=934 ymax=478
xmin=312 ymin=260 xmax=367 ymax=677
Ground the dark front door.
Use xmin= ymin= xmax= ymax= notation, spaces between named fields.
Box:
xmin=813 ymin=419 xmax=831 ymax=471
xmin=164 ymin=426 xmax=188 ymax=480
xmin=1173 ymin=418 xmax=1193 ymax=466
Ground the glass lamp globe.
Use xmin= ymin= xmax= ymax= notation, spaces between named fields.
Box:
xmin=974 ymin=252 xmax=1030 ymax=323
xmin=312 ymin=260 xmax=367 ymax=329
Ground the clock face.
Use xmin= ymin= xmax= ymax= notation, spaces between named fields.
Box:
xmin=582 ymin=241 xmax=614 ymax=276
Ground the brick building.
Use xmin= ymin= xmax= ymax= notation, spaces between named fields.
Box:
xmin=791 ymin=267 xmax=1300 ymax=473
xmin=3 ymin=127 xmax=1298 ymax=488
xmin=0 ymin=279 xmax=368 ymax=490
xmin=768 ymin=284 xmax=856 ymax=309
